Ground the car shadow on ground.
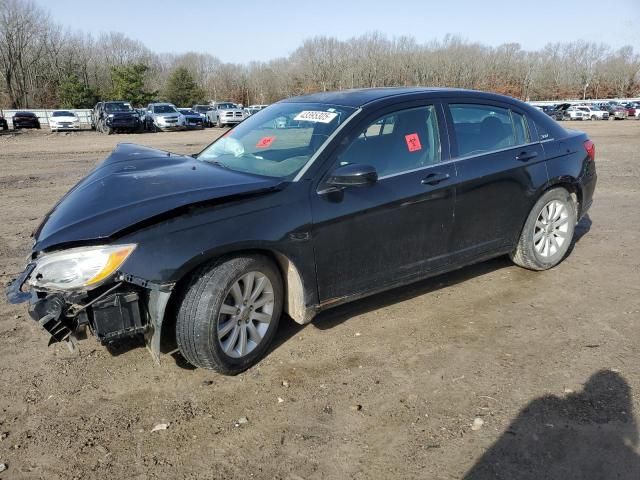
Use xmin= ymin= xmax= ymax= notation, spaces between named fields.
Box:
xmin=463 ymin=369 xmax=640 ymax=480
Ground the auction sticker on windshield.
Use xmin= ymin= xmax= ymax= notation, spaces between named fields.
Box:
xmin=293 ymin=111 xmax=338 ymax=123
xmin=256 ymin=136 xmax=276 ymax=148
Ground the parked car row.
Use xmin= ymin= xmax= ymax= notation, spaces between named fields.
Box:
xmin=533 ymin=101 xmax=640 ymax=121
xmin=88 ymin=101 xmax=252 ymax=134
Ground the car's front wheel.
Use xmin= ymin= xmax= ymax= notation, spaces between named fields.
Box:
xmin=510 ymin=188 xmax=576 ymax=271
xmin=176 ymin=255 xmax=283 ymax=374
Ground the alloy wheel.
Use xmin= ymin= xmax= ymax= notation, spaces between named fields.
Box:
xmin=217 ymin=272 xmax=275 ymax=358
xmin=533 ymin=200 xmax=570 ymax=258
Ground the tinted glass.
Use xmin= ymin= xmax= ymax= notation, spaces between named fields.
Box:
xmin=338 ymin=106 xmax=441 ymax=177
xmin=198 ymin=103 xmax=356 ymax=179
xmin=512 ymin=112 xmax=530 ymax=145
xmin=104 ymin=102 xmax=132 ymax=113
xmin=450 ymin=104 xmax=523 ymax=156
xmin=154 ymin=105 xmax=177 ymax=114
xmin=52 ymin=111 xmax=74 ymax=117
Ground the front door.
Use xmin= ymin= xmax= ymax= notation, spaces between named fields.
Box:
xmin=310 ymin=103 xmax=457 ymax=303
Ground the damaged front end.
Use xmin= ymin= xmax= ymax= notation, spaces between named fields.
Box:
xmin=5 ymin=244 xmax=171 ymax=362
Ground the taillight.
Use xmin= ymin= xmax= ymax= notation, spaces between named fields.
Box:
xmin=583 ymin=139 xmax=595 ymax=161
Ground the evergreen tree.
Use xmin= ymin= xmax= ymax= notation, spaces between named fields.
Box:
xmin=164 ymin=67 xmax=206 ymax=106
xmin=57 ymin=75 xmax=98 ymax=108
xmin=110 ymin=64 xmax=157 ymax=106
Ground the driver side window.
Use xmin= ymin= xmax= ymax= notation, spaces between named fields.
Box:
xmin=338 ymin=105 xmax=441 ymax=178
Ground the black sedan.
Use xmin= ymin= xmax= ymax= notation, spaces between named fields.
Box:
xmin=6 ymin=88 xmax=597 ymax=374
xmin=12 ymin=111 xmax=40 ymax=129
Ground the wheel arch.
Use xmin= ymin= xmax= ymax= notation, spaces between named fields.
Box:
xmin=155 ymin=247 xmax=313 ymax=356
xmin=544 ymin=177 xmax=582 ymax=217
xmin=512 ymin=179 xmax=581 ymax=249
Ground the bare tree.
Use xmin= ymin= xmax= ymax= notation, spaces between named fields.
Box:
xmin=1 ymin=1 xmax=639 ymax=109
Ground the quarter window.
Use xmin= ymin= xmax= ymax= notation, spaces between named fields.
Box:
xmin=339 ymin=106 xmax=441 ymax=177
xmin=449 ymin=104 xmax=529 ymax=157
xmin=512 ymin=112 xmax=530 ymax=145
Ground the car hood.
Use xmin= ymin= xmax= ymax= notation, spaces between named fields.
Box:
xmin=33 ymin=143 xmax=284 ymax=251
xmin=154 ymin=112 xmax=180 ymax=118
xmin=219 ymin=108 xmax=243 ymax=113
xmin=51 ymin=116 xmax=77 ymax=121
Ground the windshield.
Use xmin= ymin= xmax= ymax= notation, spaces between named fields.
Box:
xmin=217 ymin=103 xmax=236 ymax=110
xmin=53 ymin=111 xmax=74 ymax=117
xmin=104 ymin=102 xmax=132 ymax=113
xmin=194 ymin=106 xmax=210 ymax=112
xmin=180 ymin=109 xmax=197 ymax=115
xmin=154 ymin=105 xmax=178 ymax=114
xmin=198 ymin=102 xmax=357 ymax=179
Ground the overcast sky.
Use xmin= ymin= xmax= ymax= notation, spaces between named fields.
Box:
xmin=36 ymin=0 xmax=640 ymax=63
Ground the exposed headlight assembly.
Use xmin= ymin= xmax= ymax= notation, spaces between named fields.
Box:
xmin=28 ymin=244 xmax=136 ymax=291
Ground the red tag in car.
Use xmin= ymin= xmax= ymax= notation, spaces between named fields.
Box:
xmin=256 ymin=136 xmax=275 ymax=148
xmin=405 ymin=133 xmax=422 ymax=152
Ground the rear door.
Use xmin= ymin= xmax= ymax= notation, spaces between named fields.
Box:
xmin=311 ymin=102 xmax=457 ymax=302
xmin=444 ymin=101 xmax=547 ymax=262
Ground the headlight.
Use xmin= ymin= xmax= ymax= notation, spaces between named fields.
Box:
xmin=28 ymin=244 xmax=136 ymax=291
xmin=108 ymin=114 xmax=114 ymax=118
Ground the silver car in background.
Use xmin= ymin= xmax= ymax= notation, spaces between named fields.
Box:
xmin=146 ymin=103 xmax=186 ymax=131
xmin=207 ymin=102 xmax=246 ymax=128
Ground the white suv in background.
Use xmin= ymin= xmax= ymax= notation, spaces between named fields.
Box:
xmin=578 ymin=106 xmax=609 ymax=120
xmin=206 ymin=102 xmax=246 ymax=128
xmin=563 ymin=106 xmax=587 ymax=120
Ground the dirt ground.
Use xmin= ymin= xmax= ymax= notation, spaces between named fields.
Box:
xmin=0 ymin=121 xmax=639 ymax=479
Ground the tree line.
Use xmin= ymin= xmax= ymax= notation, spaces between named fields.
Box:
xmin=1 ymin=0 xmax=638 ymax=109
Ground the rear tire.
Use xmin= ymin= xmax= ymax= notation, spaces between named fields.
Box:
xmin=176 ymin=255 xmax=283 ymax=374
xmin=510 ymin=188 xmax=576 ymax=271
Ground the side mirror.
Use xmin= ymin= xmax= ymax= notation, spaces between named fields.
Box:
xmin=326 ymin=163 xmax=378 ymax=187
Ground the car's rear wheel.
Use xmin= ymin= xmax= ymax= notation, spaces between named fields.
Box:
xmin=510 ymin=188 xmax=576 ymax=271
xmin=175 ymin=255 xmax=283 ymax=374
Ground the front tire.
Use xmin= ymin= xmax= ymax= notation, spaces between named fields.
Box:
xmin=510 ymin=188 xmax=576 ymax=271
xmin=176 ymin=255 xmax=283 ymax=374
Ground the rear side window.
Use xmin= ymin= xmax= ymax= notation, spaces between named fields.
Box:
xmin=449 ymin=104 xmax=529 ymax=157
xmin=512 ymin=112 xmax=530 ymax=145
xmin=339 ymin=105 xmax=441 ymax=177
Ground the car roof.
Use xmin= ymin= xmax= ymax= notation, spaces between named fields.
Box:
xmin=280 ymin=87 xmax=527 ymax=108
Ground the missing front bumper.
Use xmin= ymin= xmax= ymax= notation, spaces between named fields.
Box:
xmin=6 ymin=266 xmax=172 ymax=364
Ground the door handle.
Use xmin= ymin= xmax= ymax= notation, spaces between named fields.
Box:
xmin=515 ymin=151 xmax=538 ymax=162
xmin=421 ymin=172 xmax=450 ymax=186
